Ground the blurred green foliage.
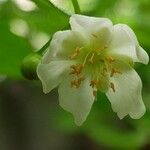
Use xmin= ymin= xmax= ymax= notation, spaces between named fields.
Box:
xmin=0 ymin=0 xmax=150 ymax=149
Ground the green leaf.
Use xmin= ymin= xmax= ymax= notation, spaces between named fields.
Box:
xmin=49 ymin=0 xmax=99 ymax=15
xmin=21 ymin=0 xmax=70 ymax=34
xmin=49 ymin=0 xmax=74 ymax=15
xmin=0 ymin=0 xmax=70 ymax=78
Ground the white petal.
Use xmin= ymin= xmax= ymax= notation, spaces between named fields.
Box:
xmin=69 ymin=14 xmax=113 ymax=48
xmin=70 ymin=14 xmax=113 ymax=35
xmin=136 ymin=46 xmax=149 ymax=65
xmin=42 ymin=30 xmax=86 ymax=63
xmin=58 ymin=76 xmax=95 ymax=126
xmin=120 ymin=25 xmax=149 ymax=64
xmin=106 ymin=63 xmax=145 ymax=119
xmin=37 ymin=60 xmax=74 ymax=93
xmin=108 ymin=24 xmax=149 ymax=64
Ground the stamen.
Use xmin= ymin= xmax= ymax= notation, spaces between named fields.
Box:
xmin=88 ymin=53 xmax=95 ymax=64
xmin=106 ymin=56 xmax=115 ymax=63
xmin=90 ymin=80 xmax=99 ymax=88
xmin=70 ymin=77 xmax=85 ymax=88
xmin=110 ymin=68 xmax=122 ymax=77
xmin=110 ymin=82 xmax=115 ymax=92
xmin=70 ymin=65 xmax=77 ymax=75
xmin=70 ymin=64 xmax=84 ymax=76
xmin=71 ymin=80 xmax=80 ymax=88
xmin=69 ymin=47 xmax=82 ymax=59
xmin=82 ymin=51 xmax=91 ymax=66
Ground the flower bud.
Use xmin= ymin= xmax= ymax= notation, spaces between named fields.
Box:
xmin=21 ymin=53 xmax=42 ymax=80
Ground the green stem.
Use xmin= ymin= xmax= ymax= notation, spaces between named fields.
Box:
xmin=72 ymin=0 xmax=80 ymax=14
xmin=37 ymin=37 xmax=51 ymax=55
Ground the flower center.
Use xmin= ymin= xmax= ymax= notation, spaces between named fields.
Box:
xmin=68 ymin=43 xmax=122 ymax=96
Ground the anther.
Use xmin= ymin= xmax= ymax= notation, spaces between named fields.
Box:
xmin=106 ymin=56 xmax=115 ymax=63
xmin=71 ymin=80 xmax=79 ymax=88
xmin=70 ymin=65 xmax=77 ymax=74
xmin=69 ymin=47 xmax=82 ymax=59
xmin=70 ymin=64 xmax=84 ymax=76
xmin=110 ymin=82 xmax=115 ymax=92
xmin=90 ymin=80 xmax=99 ymax=88
xmin=110 ymin=68 xmax=122 ymax=77
xmin=70 ymin=76 xmax=85 ymax=88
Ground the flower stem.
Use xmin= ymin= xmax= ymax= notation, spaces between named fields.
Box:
xmin=37 ymin=37 xmax=51 ymax=55
xmin=72 ymin=0 xmax=80 ymax=14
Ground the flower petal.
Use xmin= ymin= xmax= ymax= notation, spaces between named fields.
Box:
xmin=42 ymin=30 xmax=86 ymax=63
xmin=70 ymin=14 xmax=113 ymax=48
xmin=37 ymin=60 xmax=74 ymax=93
xmin=108 ymin=24 xmax=149 ymax=64
xmin=136 ymin=46 xmax=149 ymax=65
xmin=58 ymin=76 xmax=95 ymax=126
xmin=106 ymin=62 xmax=145 ymax=119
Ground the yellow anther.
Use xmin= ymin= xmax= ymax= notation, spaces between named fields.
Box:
xmin=106 ymin=56 xmax=115 ymax=63
xmin=110 ymin=68 xmax=122 ymax=77
xmin=90 ymin=80 xmax=99 ymax=88
xmin=71 ymin=80 xmax=79 ymax=88
xmin=88 ymin=53 xmax=95 ymax=64
xmin=91 ymin=33 xmax=98 ymax=38
xmin=110 ymin=82 xmax=115 ymax=92
xmin=70 ymin=65 xmax=77 ymax=75
xmin=76 ymin=64 xmax=84 ymax=75
xmin=70 ymin=64 xmax=84 ymax=76
xmin=70 ymin=77 xmax=85 ymax=88
xmin=69 ymin=47 xmax=82 ymax=59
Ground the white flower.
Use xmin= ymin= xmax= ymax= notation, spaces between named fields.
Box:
xmin=37 ymin=15 xmax=149 ymax=126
